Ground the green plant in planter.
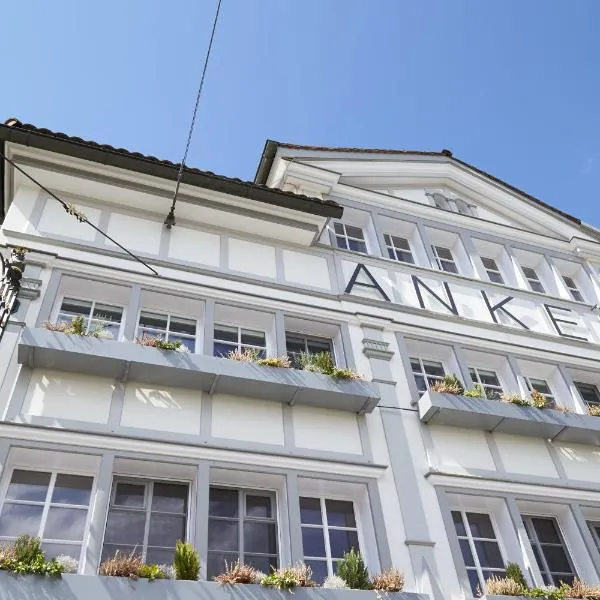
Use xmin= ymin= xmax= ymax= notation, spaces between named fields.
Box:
xmin=501 ymin=393 xmax=531 ymax=407
xmin=137 ymin=563 xmax=168 ymax=580
xmin=173 ymin=541 xmax=200 ymax=581
xmin=136 ymin=336 xmax=188 ymax=352
xmin=227 ymin=348 xmax=261 ymax=362
xmin=430 ymin=374 xmax=465 ymax=396
xmin=256 ymin=356 xmax=291 ymax=368
xmin=298 ymin=352 xmax=362 ymax=380
xmin=464 ymin=384 xmax=485 ymax=398
xmin=530 ymin=389 xmax=548 ymax=409
xmin=336 ymin=548 xmax=371 ymax=590
xmin=44 ymin=316 xmax=112 ymax=339
xmin=588 ymin=404 xmax=600 ymax=417
xmin=505 ymin=561 xmax=528 ymax=588
xmin=0 ymin=535 xmax=64 ymax=576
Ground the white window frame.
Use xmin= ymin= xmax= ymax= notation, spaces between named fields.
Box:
xmin=525 ymin=377 xmax=556 ymax=408
xmin=56 ymin=296 xmax=125 ymax=339
xmin=562 ymin=275 xmax=585 ymax=303
xmin=300 ymin=496 xmax=362 ymax=580
xmin=207 ymin=485 xmax=279 ymax=578
xmin=574 ymin=381 xmax=600 ymax=408
xmin=136 ymin=310 xmax=198 ymax=352
xmin=432 ymin=245 xmax=459 ymax=274
xmin=452 ymin=509 xmax=506 ymax=596
xmin=0 ymin=466 xmax=95 ymax=571
xmin=587 ymin=521 xmax=600 ymax=553
xmin=102 ymin=476 xmax=191 ymax=566
xmin=410 ymin=357 xmax=446 ymax=396
xmin=383 ymin=234 xmax=415 ymax=264
xmin=481 ymin=257 xmax=505 ymax=284
xmin=285 ymin=332 xmax=335 ymax=369
xmin=521 ymin=266 xmax=545 ymax=294
xmin=333 ymin=222 xmax=368 ymax=254
xmin=469 ymin=366 xmax=504 ymax=399
xmin=213 ymin=323 xmax=267 ymax=357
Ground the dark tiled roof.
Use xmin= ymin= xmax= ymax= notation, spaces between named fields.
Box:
xmin=0 ymin=119 xmax=342 ymax=219
xmin=255 ymin=140 xmax=580 ymax=226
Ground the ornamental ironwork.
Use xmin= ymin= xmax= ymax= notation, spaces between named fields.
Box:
xmin=0 ymin=247 xmax=27 ymax=338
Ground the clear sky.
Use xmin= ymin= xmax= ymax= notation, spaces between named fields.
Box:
xmin=2 ymin=1 xmax=599 ymax=226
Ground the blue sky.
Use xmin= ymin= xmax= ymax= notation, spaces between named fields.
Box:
xmin=2 ymin=1 xmax=600 ymax=225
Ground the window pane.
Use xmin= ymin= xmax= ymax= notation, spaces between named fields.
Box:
xmin=148 ymin=514 xmax=186 ymax=546
xmin=240 ymin=330 xmax=266 ymax=347
xmin=434 ymin=246 xmax=453 ymax=260
xmin=477 ymin=370 xmax=501 ymax=387
xmin=481 ymin=257 xmax=497 ymax=270
xmin=300 ymin=497 xmax=322 ymax=525
xmin=101 ymin=545 xmax=140 ymax=563
xmin=246 ymin=495 xmax=272 ymax=519
xmin=209 ymin=488 xmax=238 ymax=518
xmin=169 ymin=316 xmax=196 ymax=336
xmin=152 ymin=483 xmax=187 ymax=514
xmin=348 ymin=239 xmax=367 ymax=253
xmin=146 ymin=547 xmax=177 ymax=566
xmin=7 ymin=470 xmax=51 ymax=502
xmin=414 ymin=374 xmax=427 ymax=393
xmin=208 ymin=519 xmax=238 ymax=551
xmin=306 ymin=339 xmax=333 ymax=355
xmin=0 ymin=503 xmax=43 ymax=536
xmin=139 ymin=312 xmax=168 ymax=330
xmin=335 ymin=236 xmax=349 ymax=250
xmin=474 ymin=541 xmax=504 ymax=569
xmin=467 ymin=569 xmax=481 ymax=597
xmin=214 ymin=341 xmax=235 ymax=357
xmin=489 ymin=271 xmax=504 ymax=284
xmin=244 ymin=522 xmax=277 ymax=554
xmin=302 ymin=527 xmax=326 ymax=557
xmin=328 ymin=529 xmax=359 ymax=558
xmin=214 ymin=325 xmax=238 ymax=343
xmin=423 ymin=361 xmax=445 ymax=378
xmin=459 ymin=539 xmax=475 ymax=567
xmin=43 ymin=543 xmax=81 ymax=562
xmin=452 ymin=510 xmax=466 ymax=537
xmin=286 ymin=335 xmax=306 ymax=355
xmin=333 ymin=222 xmax=345 ymax=235
xmin=467 ymin=513 xmax=495 ymax=539
xmin=207 ymin=552 xmax=238 ymax=580
xmin=114 ymin=482 xmax=145 ymax=508
xmin=103 ymin=510 xmax=146 ymax=545
xmin=522 ymin=267 xmax=537 ymax=279
xmin=245 ymin=554 xmax=278 ymax=574
xmin=543 ymin=545 xmax=572 ymax=573
xmin=44 ymin=507 xmax=87 ymax=541
xmin=93 ymin=304 xmax=123 ymax=323
xmin=575 ymin=382 xmax=600 ymax=406
xmin=345 ymin=225 xmax=364 ymax=240
xmin=168 ymin=334 xmax=196 ymax=352
xmin=309 ymin=560 xmax=328 ymax=585
xmin=531 ymin=517 xmax=560 ymax=543
xmin=60 ymin=299 xmax=91 ymax=316
xmin=52 ymin=474 xmax=93 ymax=506
xmin=325 ymin=499 xmax=356 ymax=527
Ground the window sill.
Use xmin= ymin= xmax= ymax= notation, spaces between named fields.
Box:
xmin=18 ymin=328 xmax=380 ymax=414
xmin=0 ymin=574 xmax=428 ymax=600
xmin=418 ymin=390 xmax=600 ymax=444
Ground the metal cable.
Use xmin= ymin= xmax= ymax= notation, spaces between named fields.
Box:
xmin=165 ymin=0 xmax=223 ymax=228
xmin=0 ymin=150 xmax=160 ymax=276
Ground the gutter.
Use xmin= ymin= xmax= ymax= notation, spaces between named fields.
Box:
xmin=0 ymin=126 xmax=342 ymax=220
xmin=0 ymin=139 xmax=5 ymax=224
xmin=254 ymin=139 xmax=278 ymax=186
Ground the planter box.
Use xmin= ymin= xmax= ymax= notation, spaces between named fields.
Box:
xmin=418 ymin=391 xmax=600 ymax=444
xmin=17 ymin=328 xmax=380 ymax=414
xmin=0 ymin=574 xmax=428 ymax=600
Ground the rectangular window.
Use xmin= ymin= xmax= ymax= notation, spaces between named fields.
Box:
xmin=207 ymin=487 xmax=278 ymax=579
xmin=333 ymin=223 xmax=367 ymax=253
xmin=300 ymin=497 xmax=360 ymax=585
xmin=432 ymin=245 xmax=459 ymax=274
xmin=481 ymin=257 xmax=504 ymax=284
xmin=525 ymin=378 xmax=556 ymax=408
xmin=285 ymin=333 xmax=334 ymax=370
xmin=562 ymin=276 xmax=584 ymax=302
xmin=574 ymin=382 xmax=600 ymax=407
xmin=469 ymin=367 xmax=503 ymax=400
xmin=213 ymin=324 xmax=266 ymax=358
xmin=522 ymin=266 xmax=545 ymax=294
xmin=102 ymin=478 xmax=188 ymax=565
xmin=522 ymin=516 xmax=576 ymax=586
xmin=58 ymin=298 xmax=123 ymax=339
xmin=452 ymin=510 xmax=505 ymax=596
xmin=587 ymin=521 xmax=600 ymax=553
xmin=383 ymin=234 xmax=414 ymax=264
xmin=137 ymin=311 xmax=197 ymax=352
xmin=0 ymin=468 xmax=94 ymax=564
xmin=410 ymin=357 xmax=445 ymax=396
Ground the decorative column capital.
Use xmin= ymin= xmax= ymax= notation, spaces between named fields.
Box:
xmin=362 ymin=338 xmax=394 ymax=360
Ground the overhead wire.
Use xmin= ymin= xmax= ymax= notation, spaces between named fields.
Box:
xmin=0 ymin=149 xmax=160 ymax=276
xmin=164 ymin=0 xmax=223 ymax=229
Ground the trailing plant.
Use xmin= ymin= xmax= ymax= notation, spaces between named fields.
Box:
xmin=587 ymin=404 xmax=600 ymax=417
xmin=44 ymin=316 xmax=112 ymax=339
xmin=430 ymin=374 xmax=465 ymax=396
xmin=370 ymin=568 xmax=405 ymax=592
xmin=214 ymin=560 xmax=258 ymax=584
xmin=530 ymin=389 xmax=548 ymax=409
xmin=136 ymin=336 xmax=188 ymax=352
xmin=323 ymin=574 xmax=349 ymax=589
xmin=228 ymin=348 xmax=261 ymax=362
xmin=55 ymin=555 xmax=78 ymax=574
xmin=173 ymin=541 xmax=200 ymax=581
xmin=256 ymin=356 xmax=291 ymax=368
xmin=501 ymin=393 xmax=532 ymax=407
xmin=99 ymin=552 xmax=143 ymax=578
xmin=336 ymin=548 xmax=371 ymax=590
xmin=505 ymin=562 xmax=528 ymax=588
xmin=464 ymin=384 xmax=485 ymax=398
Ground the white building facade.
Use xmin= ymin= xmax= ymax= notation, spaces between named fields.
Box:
xmin=1 ymin=119 xmax=600 ymax=599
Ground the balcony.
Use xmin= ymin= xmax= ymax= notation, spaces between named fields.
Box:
xmin=17 ymin=328 xmax=380 ymax=414
xmin=418 ymin=390 xmax=600 ymax=444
